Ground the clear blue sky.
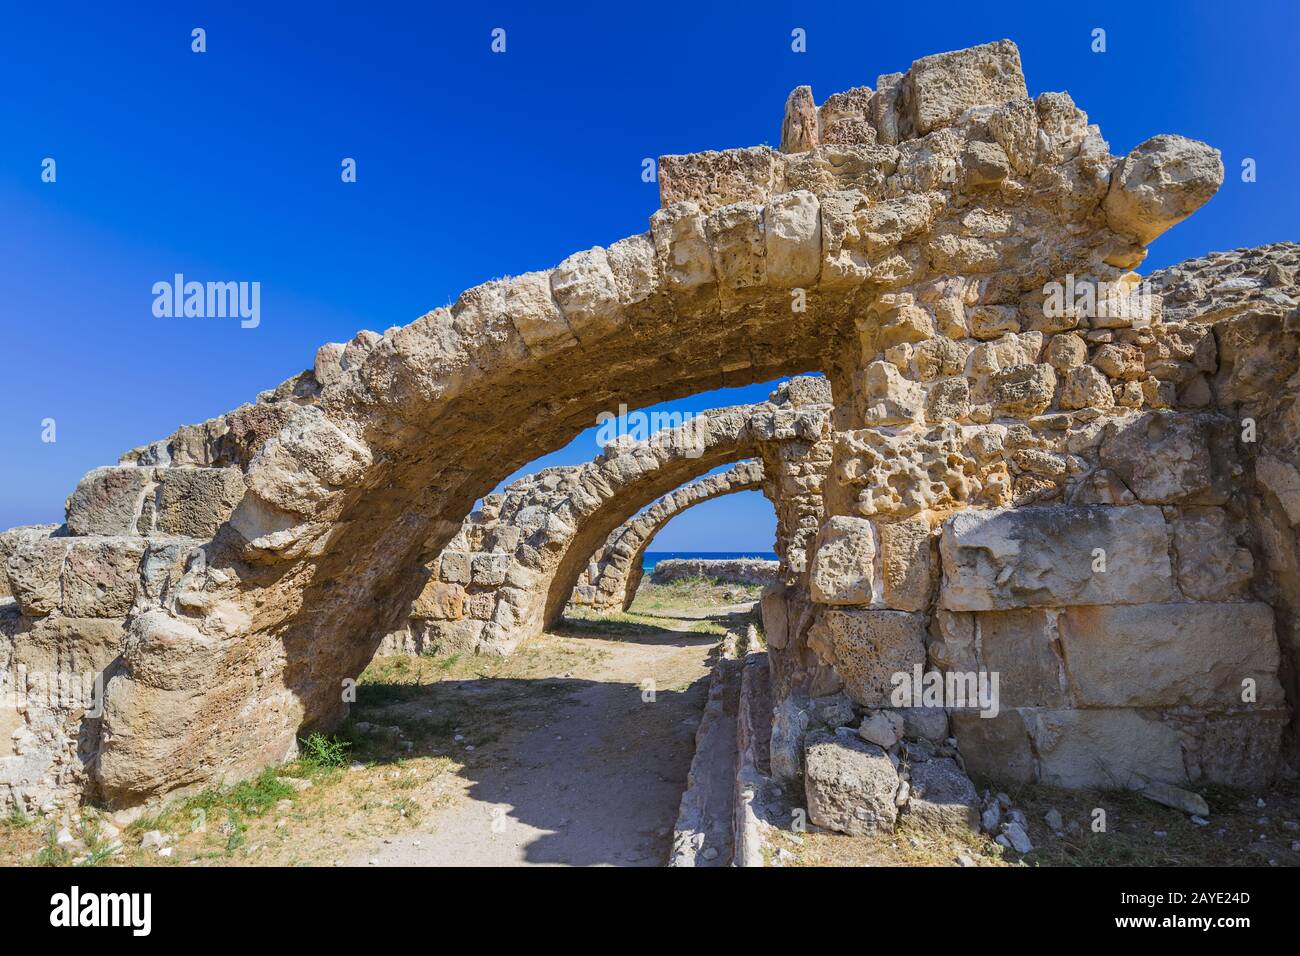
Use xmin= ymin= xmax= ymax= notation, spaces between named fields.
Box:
xmin=2 ymin=1 xmax=1296 ymax=549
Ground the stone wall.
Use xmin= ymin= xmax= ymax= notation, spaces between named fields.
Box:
xmin=765 ymin=243 xmax=1300 ymax=796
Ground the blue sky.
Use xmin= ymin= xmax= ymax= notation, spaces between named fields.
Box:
xmin=1 ymin=1 xmax=1296 ymax=549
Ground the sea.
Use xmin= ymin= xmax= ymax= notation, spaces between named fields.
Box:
xmin=641 ymin=550 xmax=778 ymax=571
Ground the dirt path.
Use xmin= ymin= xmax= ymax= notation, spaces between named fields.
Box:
xmin=345 ymin=613 xmax=723 ymax=867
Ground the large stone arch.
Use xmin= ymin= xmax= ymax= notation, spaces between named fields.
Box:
xmin=381 ymin=378 xmax=829 ymax=657
xmin=0 ymin=39 xmax=1247 ymax=809
xmin=569 ymin=460 xmax=767 ymax=613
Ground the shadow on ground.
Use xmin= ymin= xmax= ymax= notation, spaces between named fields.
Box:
xmin=345 ymin=614 xmax=724 ymax=865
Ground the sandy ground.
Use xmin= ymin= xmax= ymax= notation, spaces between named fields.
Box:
xmin=344 ymin=616 xmax=721 ymax=866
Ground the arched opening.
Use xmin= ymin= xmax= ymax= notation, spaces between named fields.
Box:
xmin=566 ymin=463 xmax=773 ymax=615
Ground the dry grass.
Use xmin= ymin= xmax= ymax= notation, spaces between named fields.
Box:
xmin=763 ymin=779 xmax=1300 ymax=868
xmin=0 ymin=634 xmax=617 ymax=868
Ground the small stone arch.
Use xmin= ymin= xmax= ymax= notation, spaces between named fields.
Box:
xmin=569 ymin=459 xmax=767 ymax=613
xmin=383 ymin=378 xmax=830 ymax=657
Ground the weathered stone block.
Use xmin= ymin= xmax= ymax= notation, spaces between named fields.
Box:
xmin=952 ymin=710 xmax=1036 ymax=785
xmin=410 ymin=580 xmax=466 ymax=621
xmin=1103 ymin=135 xmax=1223 ymax=245
xmin=809 ymin=516 xmax=876 ymax=604
xmin=550 ymin=247 xmax=621 ymax=344
xmin=940 ymin=505 xmax=1175 ymax=610
xmin=1029 ymin=709 xmax=1188 ymax=789
xmin=905 ymin=756 xmax=979 ymax=832
xmin=763 ymin=190 xmax=821 ymax=287
xmin=990 ymin=363 xmax=1056 ymax=417
xmin=5 ymin=537 xmax=75 ymax=617
xmin=1057 ymin=603 xmax=1281 ymax=708
xmin=658 ymin=146 xmax=779 ymax=211
xmin=13 ymin=615 xmax=125 ymax=676
xmin=156 ymin=468 xmax=245 ymax=537
xmin=66 ymin=466 xmax=153 ymax=535
xmin=977 ymin=609 xmax=1067 ymax=707
xmin=1197 ymin=715 xmax=1285 ymax=789
xmin=1098 ymin=411 xmax=1227 ymax=505
xmin=803 ymin=730 xmax=899 ymax=835
xmin=877 ymin=515 xmax=934 ymax=611
xmin=62 ymin=539 xmax=146 ymax=618
xmin=439 ymin=551 xmax=471 ymax=585
xmin=770 ymin=692 xmax=810 ymax=782
xmin=906 ymin=40 xmax=1028 ymax=135
xmin=1170 ymin=508 xmax=1253 ymax=601
xmin=807 ymin=608 xmax=926 ymax=707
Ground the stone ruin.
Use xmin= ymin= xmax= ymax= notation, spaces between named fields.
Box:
xmin=569 ymin=460 xmax=766 ymax=612
xmin=2 ymin=40 xmax=1297 ymax=831
xmin=378 ymin=378 xmax=828 ymax=656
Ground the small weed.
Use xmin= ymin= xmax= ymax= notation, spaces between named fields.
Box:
xmin=298 ymin=733 xmax=352 ymax=771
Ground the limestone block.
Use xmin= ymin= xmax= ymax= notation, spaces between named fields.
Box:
xmin=704 ymin=202 xmax=766 ymax=292
xmin=808 ymin=516 xmax=877 ymax=604
xmin=952 ymin=710 xmax=1036 ymax=785
xmin=763 ymin=190 xmax=821 ymax=287
xmin=988 ymin=98 xmax=1038 ymax=175
xmin=906 ymin=40 xmax=1028 ymax=135
xmin=1028 ymin=709 xmax=1188 ymax=789
xmin=0 ymin=525 xmax=60 ymax=602
xmin=925 ymin=378 xmax=970 ymax=423
xmin=658 ymin=146 xmax=779 ymax=211
xmin=803 ymin=730 xmax=899 ymax=835
xmin=877 ymin=515 xmax=934 ymax=612
xmin=550 ymin=247 xmax=620 ymax=344
xmin=470 ymin=553 xmax=510 ymax=587
xmin=155 ymin=468 xmax=245 ymax=537
xmin=780 ymin=86 xmax=818 ymax=153
xmin=961 ymin=141 xmax=1012 ymax=187
xmin=1257 ymin=456 xmax=1300 ymax=526
xmin=1197 ymin=715 xmax=1285 ymax=789
xmin=1059 ymin=365 xmax=1113 ymax=410
xmin=1092 ymin=343 xmax=1145 ymax=380
xmin=1098 ymin=411 xmax=1227 ymax=505
xmin=976 ymin=609 xmax=1067 ymax=707
xmin=1057 ymin=603 xmax=1281 ymax=708
xmin=66 ymin=466 xmax=154 ymax=536
xmin=915 ymin=337 xmax=971 ymax=381
xmin=875 ymin=304 xmax=934 ymax=350
xmin=505 ymin=270 xmax=575 ymax=354
xmin=768 ymin=691 xmax=812 ymax=784
xmin=968 ymin=305 xmax=1020 ymax=340
xmin=62 ymin=538 xmax=146 ymax=618
xmin=990 ymin=363 xmax=1056 ymax=417
xmin=857 ymin=360 xmax=924 ymax=426
xmin=1103 ymin=135 xmax=1223 ymax=245
xmin=605 ymin=233 xmax=659 ymax=306
xmin=760 ymin=584 xmax=790 ymax=650
xmin=440 ymin=551 xmax=471 ymax=585
xmin=650 ymin=202 xmax=715 ymax=292
xmin=905 ymin=756 xmax=979 ymax=832
xmin=6 ymin=537 xmax=76 ymax=617
xmin=410 ymin=581 xmax=466 ymax=621
xmin=807 ymin=608 xmax=926 ymax=707
xmin=1170 ymin=508 xmax=1253 ymax=601
xmin=939 ymin=505 xmax=1175 ymax=610
xmin=12 ymin=615 xmax=126 ymax=676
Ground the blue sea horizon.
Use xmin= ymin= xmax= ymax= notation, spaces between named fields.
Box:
xmin=642 ymin=550 xmax=778 ymax=571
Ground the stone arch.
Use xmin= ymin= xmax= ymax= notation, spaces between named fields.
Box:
xmin=569 ymin=459 xmax=767 ymax=613
xmin=0 ymin=39 xmax=1240 ymax=808
xmin=382 ymin=379 xmax=830 ymax=657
